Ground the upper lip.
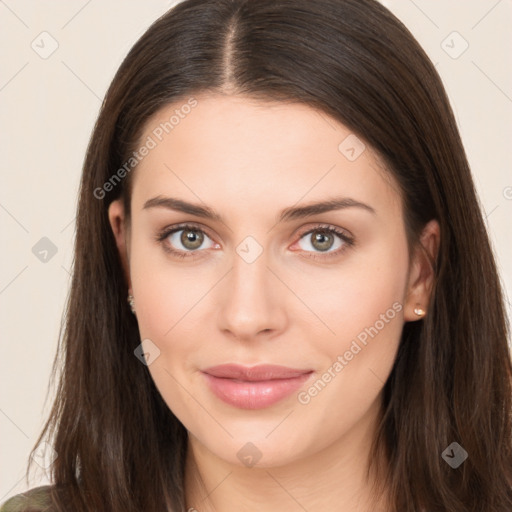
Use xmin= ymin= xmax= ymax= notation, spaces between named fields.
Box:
xmin=203 ymin=364 xmax=313 ymax=381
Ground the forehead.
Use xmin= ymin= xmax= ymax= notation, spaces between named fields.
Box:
xmin=130 ymin=93 xmax=402 ymax=221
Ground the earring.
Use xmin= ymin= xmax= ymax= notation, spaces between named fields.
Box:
xmin=127 ymin=293 xmax=136 ymax=315
xmin=413 ymin=304 xmax=426 ymax=318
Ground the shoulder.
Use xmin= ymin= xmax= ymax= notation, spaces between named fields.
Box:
xmin=0 ymin=485 xmax=54 ymax=512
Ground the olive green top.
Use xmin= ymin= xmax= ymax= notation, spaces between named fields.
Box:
xmin=0 ymin=486 xmax=54 ymax=512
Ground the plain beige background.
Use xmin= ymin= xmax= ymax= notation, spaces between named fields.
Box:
xmin=1 ymin=0 xmax=511 ymax=502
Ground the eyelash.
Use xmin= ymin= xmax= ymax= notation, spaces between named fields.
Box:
xmin=155 ymin=223 xmax=355 ymax=261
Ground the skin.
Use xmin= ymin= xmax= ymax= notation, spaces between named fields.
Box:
xmin=108 ymin=92 xmax=439 ymax=512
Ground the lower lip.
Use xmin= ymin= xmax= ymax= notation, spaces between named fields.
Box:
xmin=202 ymin=372 xmax=313 ymax=409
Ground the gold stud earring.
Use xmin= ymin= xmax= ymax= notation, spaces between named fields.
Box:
xmin=413 ymin=304 xmax=426 ymax=317
xmin=127 ymin=293 xmax=136 ymax=315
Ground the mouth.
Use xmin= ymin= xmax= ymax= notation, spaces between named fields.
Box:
xmin=201 ymin=364 xmax=314 ymax=410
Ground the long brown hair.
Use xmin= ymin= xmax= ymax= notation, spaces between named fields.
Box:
xmin=23 ymin=0 xmax=512 ymax=510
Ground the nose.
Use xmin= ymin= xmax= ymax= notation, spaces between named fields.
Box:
xmin=216 ymin=242 xmax=287 ymax=342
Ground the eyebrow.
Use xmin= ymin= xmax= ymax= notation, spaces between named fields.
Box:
xmin=142 ymin=195 xmax=376 ymax=223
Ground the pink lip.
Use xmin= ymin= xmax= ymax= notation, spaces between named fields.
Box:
xmin=202 ymin=364 xmax=313 ymax=409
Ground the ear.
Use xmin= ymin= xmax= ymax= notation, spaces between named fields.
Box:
xmin=108 ymin=198 xmax=132 ymax=291
xmin=403 ymin=219 xmax=440 ymax=322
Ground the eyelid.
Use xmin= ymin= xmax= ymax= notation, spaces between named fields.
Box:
xmin=157 ymin=221 xmax=216 ymax=241
xmin=295 ymin=223 xmax=353 ymax=240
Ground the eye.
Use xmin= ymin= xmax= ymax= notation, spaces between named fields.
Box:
xmin=156 ymin=223 xmax=217 ymax=259
xmin=156 ymin=223 xmax=354 ymax=261
xmin=294 ymin=225 xmax=354 ymax=260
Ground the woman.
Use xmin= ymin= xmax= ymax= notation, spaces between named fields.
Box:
xmin=2 ymin=0 xmax=511 ymax=510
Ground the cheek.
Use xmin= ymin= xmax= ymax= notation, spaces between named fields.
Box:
xmin=128 ymin=243 xmax=204 ymax=423
xmin=292 ymin=233 xmax=409 ymax=355
xmin=129 ymin=237 xmax=206 ymax=339
xmin=292 ymin=242 xmax=408 ymax=441
xmin=291 ymin=243 xmax=408 ymax=438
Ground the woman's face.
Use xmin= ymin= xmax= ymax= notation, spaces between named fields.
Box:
xmin=109 ymin=92 xmax=437 ymax=468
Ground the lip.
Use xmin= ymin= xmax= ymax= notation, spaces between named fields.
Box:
xmin=202 ymin=364 xmax=314 ymax=409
